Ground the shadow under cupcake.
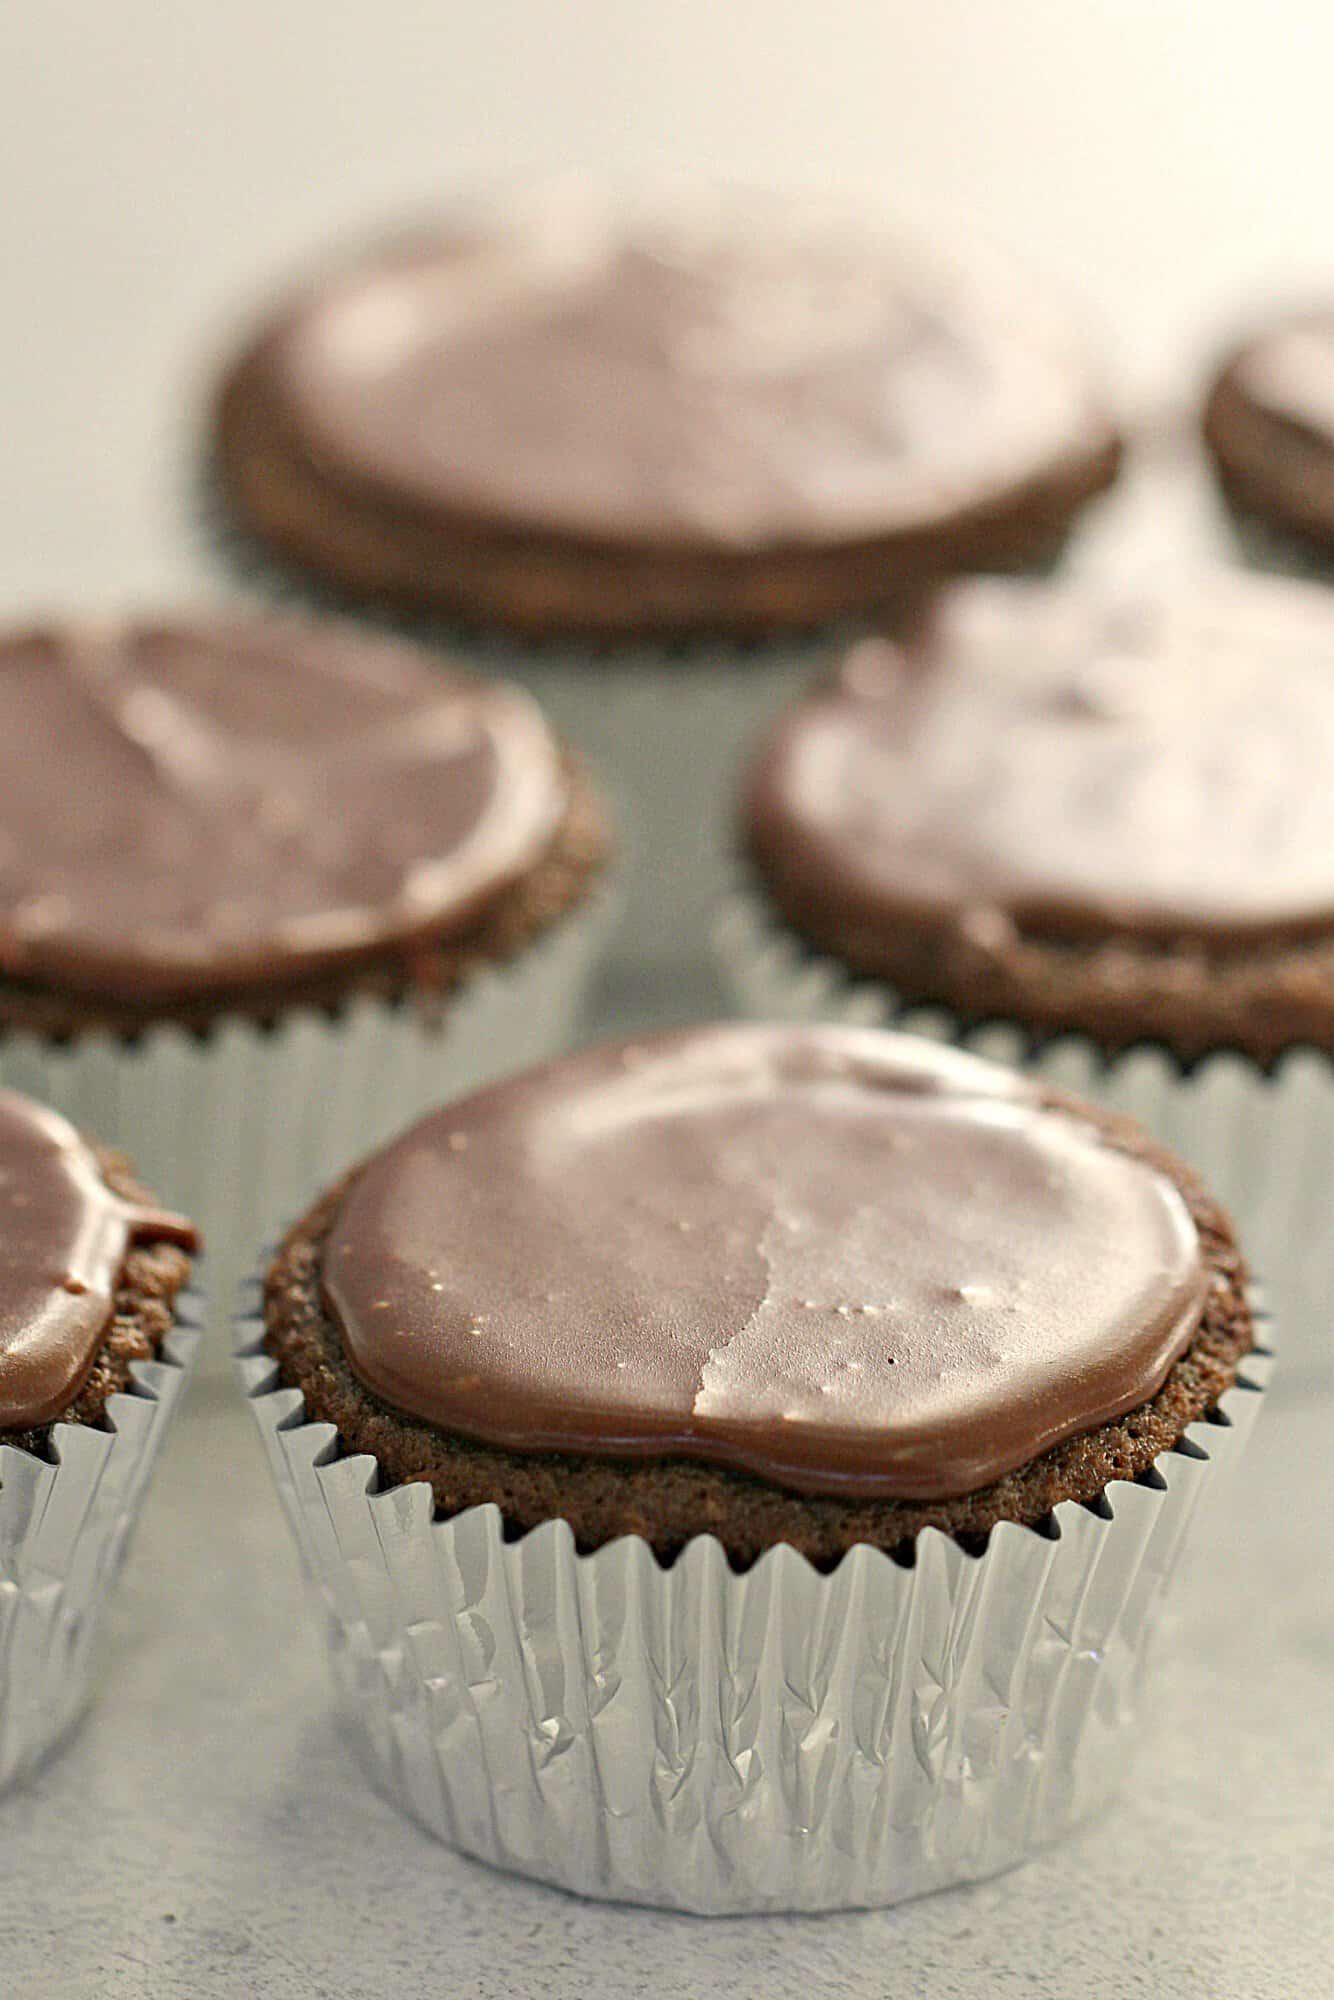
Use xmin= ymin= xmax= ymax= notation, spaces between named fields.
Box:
xmin=0 ymin=1089 xmax=199 ymax=1789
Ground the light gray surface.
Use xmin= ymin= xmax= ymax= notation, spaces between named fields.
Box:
xmin=4 ymin=1360 xmax=1328 ymax=1999
xmin=0 ymin=2 xmax=1331 ymax=1989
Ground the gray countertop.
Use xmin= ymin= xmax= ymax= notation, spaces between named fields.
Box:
xmin=1 ymin=4 xmax=1332 ymax=1988
xmin=4 ymin=1351 xmax=1328 ymax=1999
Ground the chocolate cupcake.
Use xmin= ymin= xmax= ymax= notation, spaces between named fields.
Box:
xmin=205 ymin=189 xmax=1119 ymax=965
xmin=0 ymin=611 xmax=611 ymax=1344
xmin=720 ymin=571 xmax=1334 ymax=1375
xmin=213 ymin=192 xmax=1120 ymax=638
xmin=0 ymin=1088 xmax=198 ymax=1788
xmin=239 ymin=1024 xmax=1267 ymax=1913
xmin=1203 ymin=308 xmax=1334 ymax=575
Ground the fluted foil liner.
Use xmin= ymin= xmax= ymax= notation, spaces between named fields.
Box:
xmin=0 ymin=885 xmax=612 ymax=1376
xmin=0 ymin=1285 xmax=202 ymax=1790
xmin=715 ymin=883 xmax=1333 ymax=1386
xmin=501 ymin=646 xmax=819 ymax=969
xmin=236 ymin=1291 xmax=1269 ymax=1914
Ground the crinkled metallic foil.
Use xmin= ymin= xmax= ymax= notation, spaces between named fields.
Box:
xmin=0 ymin=883 xmax=613 ymax=1381
xmin=0 ymin=1283 xmax=202 ymax=1790
xmin=236 ymin=1293 xmax=1269 ymax=1914
xmin=715 ymin=880 xmax=1333 ymax=1387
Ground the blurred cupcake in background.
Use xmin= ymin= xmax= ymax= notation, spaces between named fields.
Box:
xmin=0 ymin=1088 xmax=199 ymax=1789
xmin=719 ymin=570 xmax=1334 ymax=1375
xmin=204 ymin=187 xmax=1121 ymax=970
xmin=239 ymin=1023 xmax=1267 ymax=1913
xmin=0 ymin=611 xmax=611 ymax=1352
xmin=1204 ymin=306 xmax=1334 ymax=580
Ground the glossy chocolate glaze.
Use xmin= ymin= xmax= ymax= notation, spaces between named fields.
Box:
xmin=322 ymin=1025 xmax=1207 ymax=1501
xmin=0 ymin=1091 xmax=198 ymax=1429
xmin=0 ymin=616 xmax=566 ymax=1004
xmin=256 ymin=193 xmax=1115 ymax=551
xmin=746 ymin=573 xmax=1334 ymax=954
xmin=1236 ymin=313 xmax=1334 ymax=448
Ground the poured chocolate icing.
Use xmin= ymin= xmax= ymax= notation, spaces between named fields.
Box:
xmin=322 ymin=1024 xmax=1207 ymax=1501
xmin=0 ymin=617 xmax=566 ymax=1003
xmin=746 ymin=573 xmax=1334 ymax=953
xmin=0 ymin=1091 xmax=198 ymax=1428
xmin=1236 ymin=314 xmax=1334 ymax=448
xmin=259 ymin=194 xmax=1113 ymax=549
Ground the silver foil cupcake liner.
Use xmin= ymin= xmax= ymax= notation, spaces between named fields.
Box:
xmin=0 ymin=1281 xmax=202 ymax=1790
xmin=235 ymin=1291 xmax=1270 ymax=1915
xmin=0 ymin=884 xmax=613 ymax=1377
xmin=500 ymin=644 xmax=820 ymax=970
xmin=715 ymin=882 xmax=1333 ymax=1387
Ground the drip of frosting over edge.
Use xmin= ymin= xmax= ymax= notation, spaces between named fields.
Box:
xmin=0 ymin=1090 xmax=198 ymax=1429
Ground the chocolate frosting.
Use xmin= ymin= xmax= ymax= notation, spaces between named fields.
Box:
xmin=260 ymin=193 xmax=1113 ymax=549
xmin=0 ymin=1091 xmax=197 ymax=1429
xmin=1236 ymin=314 xmax=1334 ymax=448
xmin=323 ymin=1024 xmax=1207 ymax=1501
xmin=746 ymin=574 xmax=1334 ymax=952
xmin=0 ymin=617 xmax=566 ymax=1003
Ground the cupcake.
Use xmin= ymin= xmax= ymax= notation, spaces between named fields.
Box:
xmin=205 ymin=188 xmax=1120 ymax=966
xmin=1203 ymin=308 xmax=1334 ymax=577
xmin=212 ymin=191 xmax=1121 ymax=637
xmin=720 ymin=571 xmax=1333 ymax=1375
xmin=0 ymin=1088 xmax=198 ymax=1788
xmin=239 ymin=1023 xmax=1266 ymax=1913
xmin=0 ymin=611 xmax=611 ymax=1350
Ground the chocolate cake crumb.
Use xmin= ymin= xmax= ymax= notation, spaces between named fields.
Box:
xmin=262 ymin=1088 xmax=1255 ymax=1569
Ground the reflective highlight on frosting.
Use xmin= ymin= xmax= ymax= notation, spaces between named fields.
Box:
xmin=265 ymin=193 xmax=1112 ymax=548
xmin=0 ymin=1091 xmax=198 ymax=1428
xmin=1237 ymin=315 xmax=1334 ymax=448
xmin=323 ymin=1024 xmax=1208 ymax=1501
xmin=0 ymin=617 xmax=567 ymax=1002
xmin=747 ymin=573 xmax=1334 ymax=950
